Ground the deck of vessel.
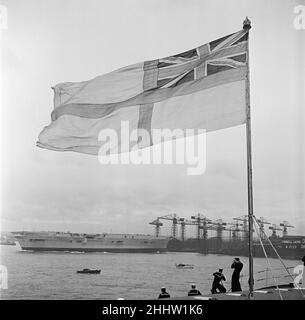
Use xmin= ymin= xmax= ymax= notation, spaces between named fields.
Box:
xmin=168 ymin=287 xmax=305 ymax=300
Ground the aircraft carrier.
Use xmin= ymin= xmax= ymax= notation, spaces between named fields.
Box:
xmin=14 ymin=231 xmax=169 ymax=253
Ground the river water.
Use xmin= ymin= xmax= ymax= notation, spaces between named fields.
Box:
xmin=0 ymin=244 xmax=300 ymax=299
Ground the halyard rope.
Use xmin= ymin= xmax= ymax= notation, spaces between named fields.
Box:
xmin=253 ymin=215 xmax=305 ymax=299
xmin=252 ymin=217 xmax=283 ymax=300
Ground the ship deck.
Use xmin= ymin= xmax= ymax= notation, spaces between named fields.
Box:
xmin=167 ymin=287 xmax=305 ymax=300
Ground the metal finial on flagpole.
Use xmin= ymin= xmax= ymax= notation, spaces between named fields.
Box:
xmin=243 ymin=17 xmax=251 ymax=30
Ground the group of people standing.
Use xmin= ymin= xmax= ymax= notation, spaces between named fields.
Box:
xmin=211 ymin=257 xmax=243 ymax=294
xmin=158 ymin=257 xmax=244 ymax=299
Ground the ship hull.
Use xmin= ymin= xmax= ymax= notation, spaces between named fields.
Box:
xmin=19 ymin=247 xmax=167 ymax=253
xmin=14 ymin=231 xmax=169 ymax=253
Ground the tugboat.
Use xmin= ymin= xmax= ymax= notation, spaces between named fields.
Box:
xmin=175 ymin=263 xmax=194 ymax=269
xmin=76 ymin=268 xmax=101 ymax=274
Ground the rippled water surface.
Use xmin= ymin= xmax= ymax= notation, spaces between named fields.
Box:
xmin=0 ymin=244 xmax=300 ymax=299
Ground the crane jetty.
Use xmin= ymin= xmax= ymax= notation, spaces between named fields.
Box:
xmin=150 ymin=214 xmax=304 ymax=260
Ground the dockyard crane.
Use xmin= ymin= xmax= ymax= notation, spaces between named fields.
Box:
xmin=149 ymin=218 xmax=163 ymax=237
xmin=157 ymin=214 xmax=207 ymax=240
xmin=226 ymin=221 xmax=243 ymax=240
xmin=256 ymin=217 xmax=271 ymax=240
xmin=179 ymin=216 xmax=218 ymax=241
xmin=178 ymin=218 xmax=192 ymax=241
xmin=233 ymin=215 xmax=249 ymax=241
xmin=158 ymin=213 xmax=179 ymax=239
xmin=177 ymin=218 xmax=198 ymax=241
xmin=210 ymin=219 xmax=227 ymax=240
xmin=179 ymin=218 xmax=186 ymax=241
xmin=280 ymin=221 xmax=294 ymax=237
xmin=269 ymin=224 xmax=282 ymax=237
xmin=191 ymin=213 xmax=212 ymax=240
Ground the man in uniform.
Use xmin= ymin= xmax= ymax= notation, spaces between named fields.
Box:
xmin=187 ymin=284 xmax=202 ymax=296
xmin=231 ymin=257 xmax=243 ymax=292
xmin=211 ymin=269 xmax=226 ymax=294
xmin=158 ymin=287 xmax=170 ymax=299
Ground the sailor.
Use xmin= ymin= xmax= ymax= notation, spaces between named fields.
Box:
xmin=158 ymin=287 xmax=170 ymax=299
xmin=211 ymin=269 xmax=226 ymax=294
xmin=231 ymin=257 xmax=243 ymax=292
xmin=187 ymin=284 xmax=202 ymax=296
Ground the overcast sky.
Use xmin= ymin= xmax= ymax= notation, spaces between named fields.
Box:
xmin=0 ymin=0 xmax=304 ymax=238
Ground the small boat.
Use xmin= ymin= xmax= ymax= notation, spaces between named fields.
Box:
xmin=175 ymin=263 xmax=194 ymax=269
xmin=76 ymin=268 xmax=101 ymax=274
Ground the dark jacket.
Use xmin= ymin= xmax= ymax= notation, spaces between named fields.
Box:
xmin=188 ymin=289 xmax=202 ymax=296
xmin=231 ymin=261 xmax=243 ymax=274
xmin=158 ymin=292 xmax=170 ymax=299
xmin=213 ymin=272 xmax=226 ymax=284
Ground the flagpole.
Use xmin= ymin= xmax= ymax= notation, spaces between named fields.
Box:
xmin=243 ymin=17 xmax=254 ymax=299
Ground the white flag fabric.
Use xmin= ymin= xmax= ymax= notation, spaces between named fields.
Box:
xmin=37 ymin=29 xmax=249 ymax=155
